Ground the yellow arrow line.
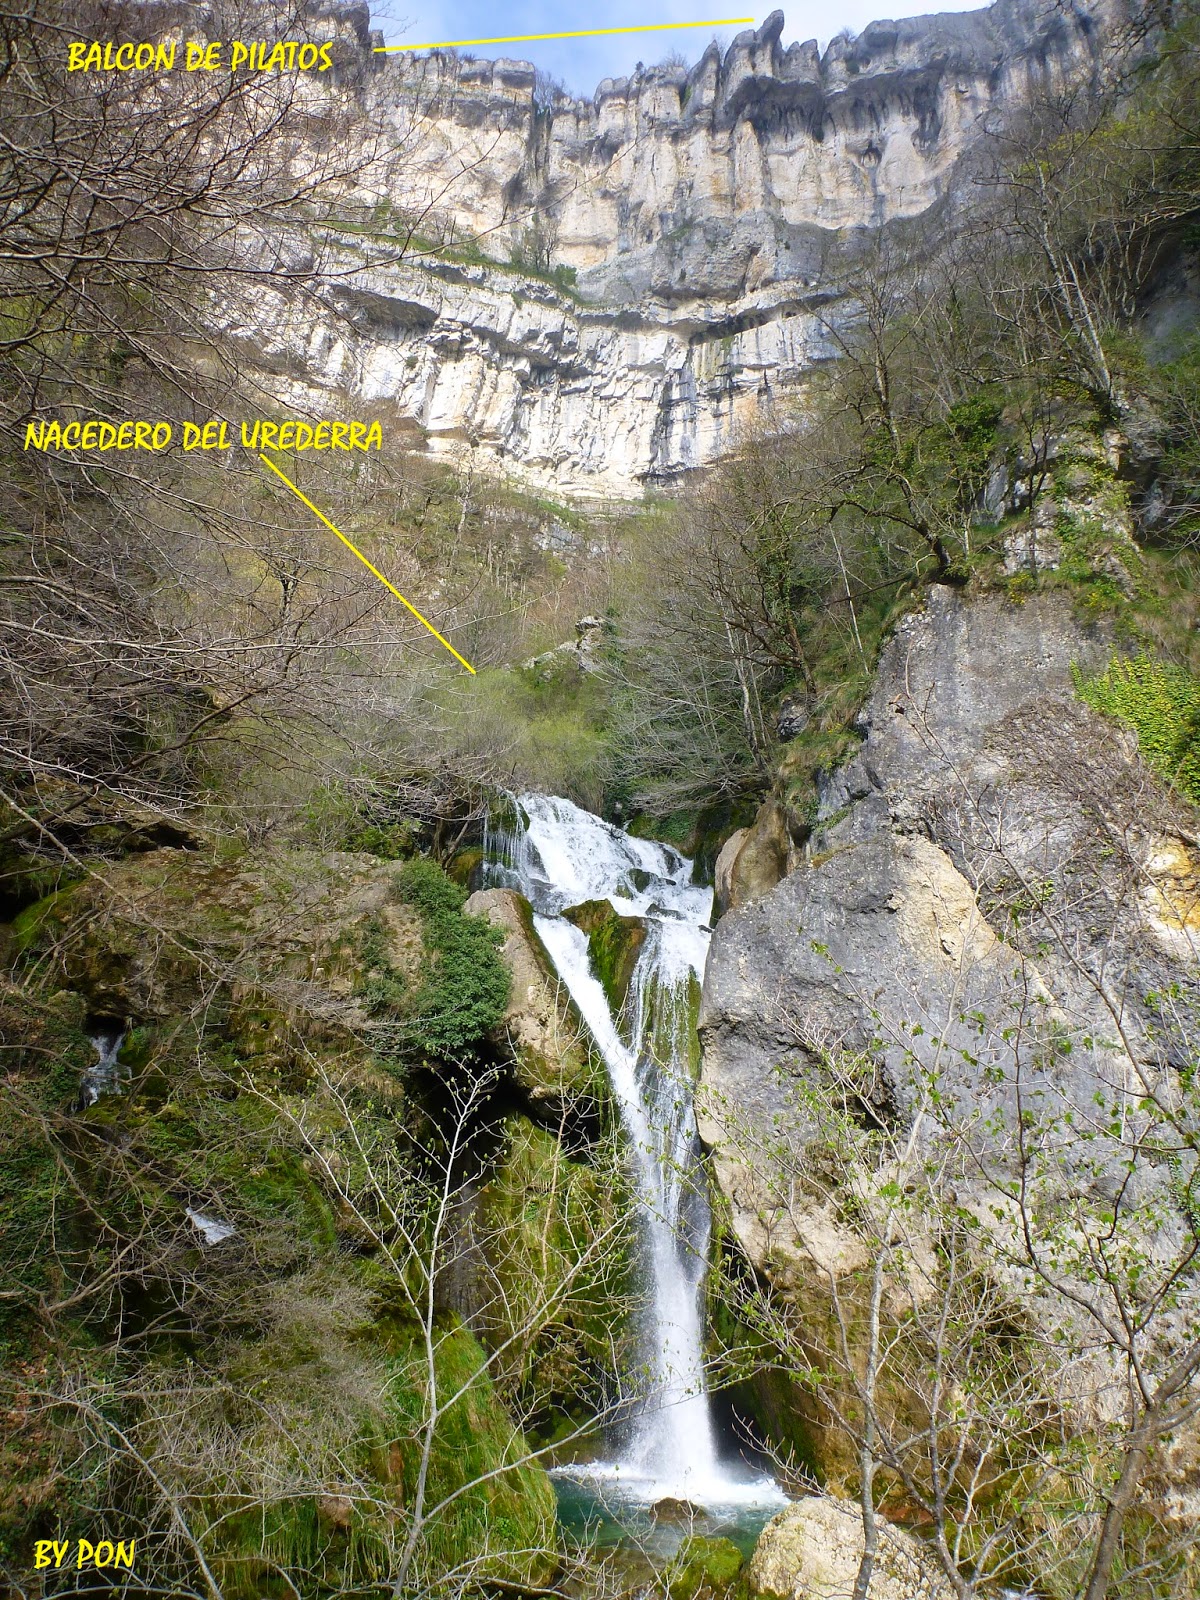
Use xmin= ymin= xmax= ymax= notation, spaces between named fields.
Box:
xmin=258 ymin=453 xmax=476 ymax=675
xmin=374 ymin=18 xmax=754 ymax=51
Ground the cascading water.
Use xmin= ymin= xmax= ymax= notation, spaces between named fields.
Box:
xmin=486 ymin=795 xmax=782 ymax=1510
xmin=81 ymin=1028 xmax=128 ymax=1106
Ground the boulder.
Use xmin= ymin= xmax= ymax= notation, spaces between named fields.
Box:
xmin=669 ymin=1533 xmax=744 ymax=1599
xmin=651 ymin=1496 xmax=704 ymax=1523
xmin=465 ymin=887 xmax=600 ymax=1109
xmin=562 ymin=897 xmax=647 ymax=1012
xmin=714 ymin=828 xmax=748 ymax=917
xmin=714 ymin=798 xmax=792 ymax=917
xmin=747 ymin=1497 xmax=947 ymax=1600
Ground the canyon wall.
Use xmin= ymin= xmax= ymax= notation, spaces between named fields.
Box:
xmin=233 ymin=0 xmax=1133 ymax=493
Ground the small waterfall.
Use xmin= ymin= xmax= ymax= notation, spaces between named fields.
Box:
xmin=81 ymin=1028 xmax=128 ymax=1106
xmin=487 ymin=794 xmax=780 ymax=1508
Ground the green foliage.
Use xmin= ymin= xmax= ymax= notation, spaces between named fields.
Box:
xmin=946 ymin=391 xmax=1004 ymax=510
xmin=440 ymin=657 xmax=614 ymax=811
xmin=364 ymin=859 xmax=511 ymax=1061
xmin=1073 ymin=653 xmax=1200 ymax=801
xmin=346 ymin=820 xmax=420 ymax=860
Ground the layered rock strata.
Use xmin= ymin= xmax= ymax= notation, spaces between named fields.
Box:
xmin=233 ymin=0 xmax=1132 ymax=491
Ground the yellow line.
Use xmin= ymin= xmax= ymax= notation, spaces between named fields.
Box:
xmin=374 ymin=18 xmax=754 ymax=51
xmin=258 ymin=453 xmax=476 ymax=675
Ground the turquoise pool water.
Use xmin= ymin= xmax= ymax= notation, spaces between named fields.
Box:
xmin=553 ymin=1472 xmax=785 ymax=1562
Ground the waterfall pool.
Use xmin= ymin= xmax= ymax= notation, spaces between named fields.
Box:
xmin=552 ymin=1472 xmax=783 ymax=1561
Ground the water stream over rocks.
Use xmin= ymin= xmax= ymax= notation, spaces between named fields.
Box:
xmin=81 ymin=1028 xmax=128 ymax=1106
xmin=486 ymin=794 xmax=783 ymax=1514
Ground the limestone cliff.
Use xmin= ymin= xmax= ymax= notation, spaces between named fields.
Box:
xmin=697 ymin=585 xmax=1200 ymax=1505
xmin=699 ymin=587 xmax=1199 ymax=1265
xmin=232 ymin=0 xmax=1132 ymax=491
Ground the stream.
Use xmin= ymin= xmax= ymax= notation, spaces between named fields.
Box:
xmin=485 ymin=795 xmax=784 ymax=1538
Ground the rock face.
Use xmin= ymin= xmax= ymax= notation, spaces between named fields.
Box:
xmin=465 ymin=886 xmax=601 ymax=1111
xmin=235 ymin=0 xmax=1131 ymax=492
xmin=714 ymin=796 xmax=791 ymax=913
xmin=698 ymin=586 xmax=1200 ymax=1285
xmin=748 ymin=1496 xmax=948 ymax=1600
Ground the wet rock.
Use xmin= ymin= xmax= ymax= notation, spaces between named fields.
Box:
xmin=562 ymin=898 xmax=647 ymax=1013
xmin=651 ymin=1496 xmax=704 ymax=1523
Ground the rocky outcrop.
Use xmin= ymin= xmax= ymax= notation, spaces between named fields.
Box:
xmin=699 ymin=586 xmax=1200 ymax=1283
xmin=371 ymin=1 xmax=1127 ymax=294
xmin=465 ymin=886 xmax=602 ymax=1111
xmin=748 ymin=1496 xmax=948 ymax=1600
xmin=713 ymin=796 xmax=791 ymax=914
xmin=10 ymin=845 xmax=420 ymax=1039
xmin=228 ymin=0 xmax=1134 ymax=491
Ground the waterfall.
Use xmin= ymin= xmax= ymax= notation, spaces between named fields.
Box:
xmin=82 ymin=1028 xmax=128 ymax=1106
xmin=486 ymin=794 xmax=780 ymax=1508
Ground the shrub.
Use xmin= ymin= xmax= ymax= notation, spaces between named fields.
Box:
xmin=1073 ymin=653 xmax=1200 ymax=801
xmin=364 ymin=859 xmax=510 ymax=1061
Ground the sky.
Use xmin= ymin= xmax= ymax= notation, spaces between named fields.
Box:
xmin=376 ymin=0 xmax=991 ymax=97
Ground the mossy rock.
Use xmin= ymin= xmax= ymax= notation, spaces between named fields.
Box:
xmin=563 ymin=898 xmax=647 ymax=1014
xmin=446 ymin=845 xmax=484 ymax=887
xmin=669 ymin=1534 xmax=745 ymax=1600
xmin=474 ymin=1117 xmax=636 ymax=1438
xmin=464 ymin=887 xmax=606 ymax=1106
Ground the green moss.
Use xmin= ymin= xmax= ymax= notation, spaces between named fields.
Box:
xmin=446 ymin=846 xmax=483 ymax=887
xmin=383 ymin=1320 xmax=559 ymax=1587
xmin=563 ymin=899 xmax=647 ymax=1014
xmin=10 ymin=888 xmax=71 ymax=955
xmin=1073 ymin=652 xmax=1200 ymax=801
xmin=476 ymin=1118 xmax=635 ymax=1441
xmin=0 ymin=845 xmax=574 ymax=1596
xmin=668 ymin=1535 xmax=745 ymax=1600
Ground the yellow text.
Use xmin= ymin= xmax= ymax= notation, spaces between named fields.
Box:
xmin=33 ymin=1538 xmax=134 ymax=1569
xmin=24 ymin=420 xmax=172 ymax=451
xmin=67 ymin=41 xmax=176 ymax=71
xmin=243 ymin=419 xmax=383 ymax=452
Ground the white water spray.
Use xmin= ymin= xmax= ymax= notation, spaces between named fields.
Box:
xmin=82 ymin=1029 xmax=128 ymax=1106
xmin=487 ymin=795 xmax=781 ymax=1509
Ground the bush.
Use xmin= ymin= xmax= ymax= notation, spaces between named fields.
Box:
xmin=364 ymin=860 xmax=510 ymax=1061
xmin=1073 ymin=653 xmax=1200 ymax=801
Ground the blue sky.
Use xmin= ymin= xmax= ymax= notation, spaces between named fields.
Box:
xmin=375 ymin=0 xmax=990 ymax=96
